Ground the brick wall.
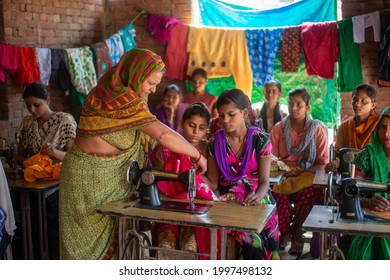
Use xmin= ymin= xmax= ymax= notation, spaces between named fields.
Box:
xmin=340 ymin=0 xmax=390 ymax=117
xmin=0 ymin=0 xmax=389 ymax=144
xmin=0 ymin=0 xmax=106 ymax=144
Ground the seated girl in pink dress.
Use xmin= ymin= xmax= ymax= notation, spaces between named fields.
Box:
xmin=205 ymin=88 xmax=280 ymax=260
xmin=149 ymin=102 xmax=215 ymax=258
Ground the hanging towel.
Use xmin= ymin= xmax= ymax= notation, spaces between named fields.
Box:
xmin=147 ymin=14 xmax=180 ymax=45
xmin=0 ymin=161 xmax=16 ymax=237
xmin=36 ymin=48 xmax=52 ymax=86
xmin=118 ymin=23 xmax=137 ymax=52
xmin=352 ymin=11 xmax=381 ymax=43
xmin=0 ymin=44 xmax=18 ymax=84
xmin=281 ymin=26 xmax=301 ymax=72
xmin=105 ymin=33 xmax=124 ymax=65
xmin=50 ymin=48 xmax=71 ymax=91
xmin=64 ymin=46 xmax=97 ymax=96
xmin=301 ymin=21 xmax=338 ymax=80
xmin=245 ymin=28 xmax=283 ymax=87
xmin=378 ymin=18 xmax=390 ymax=87
xmin=187 ymin=26 xmax=253 ymax=97
xmin=90 ymin=41 xmax=113 ymax=80
xmin=338 ymin=18 xmax=362 ymax=92
xmin=10 ymin=46 xmax=40 ymax=87
xmin=165 ymin=23 xmax=190 ymax=80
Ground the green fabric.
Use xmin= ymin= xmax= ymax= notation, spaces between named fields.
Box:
xmin=349 ymin=107 xmax=390 ymax=260
xmin=59 ymin=129 xmax=145 ymax=259
xmin=337 ymin=18 xmax=363 ymax=92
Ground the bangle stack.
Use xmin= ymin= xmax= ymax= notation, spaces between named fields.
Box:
xmin=190 ymin=150 xmax=202 ymax=164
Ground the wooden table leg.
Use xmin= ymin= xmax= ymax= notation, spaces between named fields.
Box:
xmin=210 ymin=228 xmax=218 ymax=260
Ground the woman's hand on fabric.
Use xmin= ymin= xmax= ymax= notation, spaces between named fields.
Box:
xmin=364 ymin=195 xmax=390 ymax=211
xmin=40 ymin=143 xmax=55 ymax=157
xmin=243 ymin=191 xmax=262 ymax=206
xmin=284 ymin=170 xmax=302 ymax=178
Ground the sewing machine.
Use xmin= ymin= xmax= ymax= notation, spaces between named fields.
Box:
xmin=339 ymin=177 xmax=390 ymax=221
xmin=126 ymin=160 xmax=212 ymax=214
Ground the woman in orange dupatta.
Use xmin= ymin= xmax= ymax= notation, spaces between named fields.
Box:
xmin=334 ymin=84 xmax=379 ymax=151
xmin=59 ymin=49 xmax=207 ymax=260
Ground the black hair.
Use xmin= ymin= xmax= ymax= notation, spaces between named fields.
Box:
xmin=264 ymin=79 xmax=282 ymax=92
xmin=163 ymin=84 xmax=183 ymax=96
xmin=182 ymin=102 xmax=211 ymax=125
xmin=191 ymin=68 xmax=208 ymax=80
xmin=352 ymin=83 xmax=377 ymax=102
xmin=23 ymin=82 xmax=49 ymax=100
xmin=288 ymin=88 xmax=310 ymax=106
xmin=216 ymin=88 xmax=248 ymax=111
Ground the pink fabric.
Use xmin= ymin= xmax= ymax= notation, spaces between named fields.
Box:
xmin=0 ymin=44 xmax=19 ymax=83
xmin=164 ymin=24 xmax=190 ymax=80
xmin=301 ymin=21 xmax=338 ymax=80
xmin=270 ymin=121 xmax=328 ymax=167
xmin=147 ymin=14 xmax=180 ymax=45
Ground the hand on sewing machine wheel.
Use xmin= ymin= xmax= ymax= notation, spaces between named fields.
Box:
xmin=325 ymin=161 xmax=338 ymax=173
xmin=243 ymin=191 xmax=261 ymax=206
xmin=362 ymin=195 xmax=390 ymax=211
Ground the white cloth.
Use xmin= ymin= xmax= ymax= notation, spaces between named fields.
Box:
xmin=0 ymin=161 xmax=16 ymax=236
xmin=36 ymin=48 xmax=52 ymax=86
xmin=352 ymin=11 xmax=381 ymax=43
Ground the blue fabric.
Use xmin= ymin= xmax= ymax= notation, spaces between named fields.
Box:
xmin=118 ymin=23 xmax=137 ymax=52
xmin=198 ymin=0 xmax=336 ymax=28
xmin=245 ymin=28 xmax=283 ymax=87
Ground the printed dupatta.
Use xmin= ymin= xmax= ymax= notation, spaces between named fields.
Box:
xmin=77 ymin=48 xmax=165 ymax=136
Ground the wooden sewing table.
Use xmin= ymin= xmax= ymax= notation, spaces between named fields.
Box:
xmin=7 ymin=178 xmax=59 ymax=259
xmin=96 ymin=196 xmax=276 ymax=260
xmin=303 ymin=205 xmax=390 ymax=259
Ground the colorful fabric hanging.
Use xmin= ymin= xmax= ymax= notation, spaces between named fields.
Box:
xmin=281 ymin=26 xmax=301 ymax=73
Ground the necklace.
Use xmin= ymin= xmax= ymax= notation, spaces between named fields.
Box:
xmin=226 ymin=135 xmax=245 ymax=164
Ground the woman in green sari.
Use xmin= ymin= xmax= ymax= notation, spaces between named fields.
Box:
xmin=59 ymin=49 xmax=207 ymax=260
xmin=349 ymin=106 xmax=390 ymax=260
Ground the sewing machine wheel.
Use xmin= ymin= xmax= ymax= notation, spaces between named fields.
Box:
xmin=122 ymin=229 xmax=152 ymax=260
xmin=126 ymin=160 xmax=140 ymax=194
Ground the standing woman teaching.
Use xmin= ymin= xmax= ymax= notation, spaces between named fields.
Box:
xmin=59 ymin=49 xmax=207 ymax=260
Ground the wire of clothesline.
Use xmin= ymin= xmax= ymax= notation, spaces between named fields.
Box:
xmin=131 ymin=9 xmax=147 ymax=24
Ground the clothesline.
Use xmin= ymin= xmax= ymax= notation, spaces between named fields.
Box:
xmin=130 ymin=9 xmax=147 ymax=24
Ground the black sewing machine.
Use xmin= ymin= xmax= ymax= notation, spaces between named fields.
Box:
xmin=337 ymin=148 xmax=360 ymax=178
xmin=339 ymin=177 xmax=390 ymax=221
xmin=126 ymin=160 xmax=212 ymax=214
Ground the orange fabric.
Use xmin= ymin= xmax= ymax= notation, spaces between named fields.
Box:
xmin=335 ymin=113 xmax=379 ymax=151
xmin=23 ymin=154 xmax=61 ymax=182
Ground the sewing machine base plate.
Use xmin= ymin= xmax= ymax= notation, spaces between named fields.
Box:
xmin=134 ymin=201 xmax=212 ymax=214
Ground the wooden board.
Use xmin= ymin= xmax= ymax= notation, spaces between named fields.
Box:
xmin=303 ymin=205 xmax=390 ymax=237
xmin=7 ymin=178 xmax=59 ymax=191
xmin=97 ymin=197 xmax=276 ymax=234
